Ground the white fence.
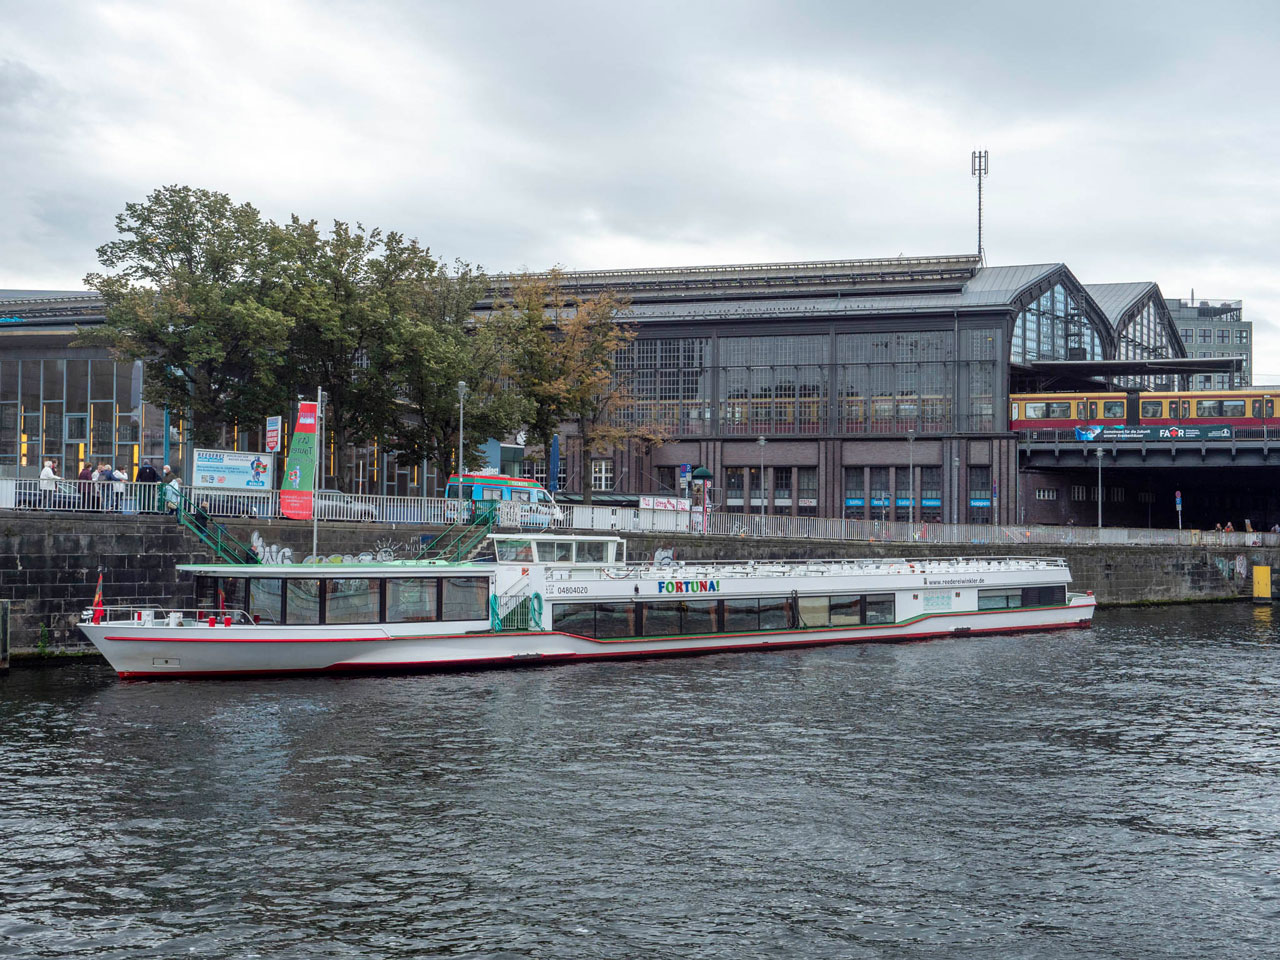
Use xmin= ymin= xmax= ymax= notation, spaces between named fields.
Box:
xmin=1 ymin=477 xmax=1274 ymax=550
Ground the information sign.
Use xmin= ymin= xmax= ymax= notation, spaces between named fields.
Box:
xmin=265 ymin=415 xmax=282 ymax=453
xmin=192 ymin=449 xmax=274 ymax=489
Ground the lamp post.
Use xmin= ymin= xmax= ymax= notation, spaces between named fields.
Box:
xmin=1096 ymin=447 xmax=1103 ymax=529
xmin=952 ymin=454 xmax=960 ymax=525
xmin=907 ymin=429 xmax=915 ymax=525
xmin=457 ymin=381 xmax=468 ymax=520
xmin=312 ymin=387 xmax=323 ymax=562
xmin=757 ymin=436 xmax=766 ymax=519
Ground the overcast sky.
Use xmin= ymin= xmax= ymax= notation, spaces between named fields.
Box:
xmin=4 ymin=1 xmax=1280 ymax=374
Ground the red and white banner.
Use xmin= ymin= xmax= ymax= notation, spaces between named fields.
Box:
xmin=279 ymin=402 xmax=318 ymax=520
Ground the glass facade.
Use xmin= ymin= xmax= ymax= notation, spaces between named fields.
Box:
xmin=1115 ymin=299 xmax=1178 ymax=390
xmin=836 ymin=332 xmax=952 ymax=435
xmin=614 ymin=337 xmax=713 ymax=435
xmin=718 ymin=335 xmax=828 ymax=436
xmin=1010 ymin=284 xmax=1103 ymax=364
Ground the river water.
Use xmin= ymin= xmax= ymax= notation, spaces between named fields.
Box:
xmin=2 ymin=605 xmax=1279 ymax=959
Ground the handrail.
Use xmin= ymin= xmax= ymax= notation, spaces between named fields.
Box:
xmin=418 ymin=500 xmax=498 ymax=561
xmin=177 ymin=492 xmax=261 ymax=564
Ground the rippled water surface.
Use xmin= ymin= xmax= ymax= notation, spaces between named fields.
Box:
xmin=4 ymin=606 xmax=1280 ymax=958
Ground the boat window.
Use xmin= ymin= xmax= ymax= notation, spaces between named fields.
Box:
xmin=829 ymin=595 xmax=861 ymax=626
xmin=535 ymin=541 xmax=574 ymax=563
xmin=1222 ymin=400 xmax=1246 ymax=418
xmin=759 ymin=597 xmax=789 ymax=630
xmin=864 ymin=594 xmax=896 ymax=625
xmin=1140 ymin=400 xmax=1164 ymax=418
xmin=977 ymin=588 xmax=1022 ymax=610
xmin=798 ymin=595 xmax=829 ymax=628
xmin=1021 ymin=585 xmax=1066 ymax=607
xmin=496 ymin=540 xmax=534 ymax=562
xmin=552 ymin=602 xmax=596 ymax=637
xmin=326 ymin=578 xmax=380 ymax=625
xmin=575 ymin=541 xmax=606 ymax=564
xmin=642 ymin=602 xmax=682 ymax=637
xmin=594 ymin=601 xmax=636 ymax=639
xmin=722 ymin=597 xmax=759 ymax=632
xmin=248 ymin=579 xmax=283 ymax=624
xmin=441 ymin=577 xmax=488 ymax=621
xmin=681 ymin=599 xmax=718 ymax=634
xmin=216 ymin=578 xmax=247 ymax=613
xmin=286 ymin=579 xmax=321 ymax=625
xmin=1102 ymin=401 xmax=1124 ymax=419
xmin=386 ymin=578 xmax=437 ymax=622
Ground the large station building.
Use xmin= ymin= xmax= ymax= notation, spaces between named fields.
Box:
xmin=0 ymin=254 xmax=1237 ymax=524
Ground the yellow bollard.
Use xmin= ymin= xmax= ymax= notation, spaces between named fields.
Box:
xmin=1253 ymin=565 xmax=1272 ymax=604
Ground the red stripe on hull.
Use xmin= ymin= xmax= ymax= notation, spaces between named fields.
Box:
xmin=114 ymin=617 xmax=1092 ymax=680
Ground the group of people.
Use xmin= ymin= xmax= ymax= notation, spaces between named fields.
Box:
xmin=36 ymin=457 xmax=185 ymax=513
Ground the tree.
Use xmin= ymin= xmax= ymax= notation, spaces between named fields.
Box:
xmin=499 ymin=272 xmax=664 ymax=504
xmin=388 ymin=262 xmax=529 ymax=484
xmin=279 ymin=219 xmax=436 ymax=491
xmin=81 ymin=185 xmax=293 ymax=446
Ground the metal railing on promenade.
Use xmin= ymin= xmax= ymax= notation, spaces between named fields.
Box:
xmin=1 ymin=477 xmax=1274 ymax=551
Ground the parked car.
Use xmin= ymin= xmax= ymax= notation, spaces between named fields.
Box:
xmin=313 ymin=491 xmax=378 ymax=521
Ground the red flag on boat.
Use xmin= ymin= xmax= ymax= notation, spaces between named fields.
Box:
xmin=91 ymin=573 xmax=105 ymax=625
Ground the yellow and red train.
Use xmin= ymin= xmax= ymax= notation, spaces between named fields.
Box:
xmin=1010 ymin=389 xmax=1277 ymax=431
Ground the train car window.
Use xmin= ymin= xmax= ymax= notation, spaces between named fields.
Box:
xmin=1025 ymin=402 xmax=1047 ymax=419
xmin=1269 ymin=400 xmax=1276 ymax=418
xmin=1010 ymin=402 xmax=1019 ymax=420
xmin=1223 ymin=400 xmax=1246 ymax=418
xmin=1102 ymin=401 xmax=1124 ymax=419
xmin=1140 ymin=400 xmax=1164 ymax=418
xmin=1047 ymin=402 xmax=1071 ymax=418
xmin=1089 ymin=402 xmax=1098 ymax=418
xmin=1196 ymin=400 xmax=1222 ymax=418
xmin=1077 ymin=401 xmax=1086 ymax=418
xmin=1253 ymin=400 xmax=1261 ymax=418
xmin=1180 ymin=400 xmax=1190 ymax=418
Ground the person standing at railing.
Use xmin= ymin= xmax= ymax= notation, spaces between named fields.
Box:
xmin=39 ymin=459 xmax=62 ymax=509
xmin=77 ymin=461 xmax=94 ymax=508
xmin=135 ymin=459 xmax=160 ymax=512
xmin=111 ymin=464 xmax=127 ymax=512
xmin=164 ymin=476 xmax=182 ymax=514
xmin=95 ymin=462 xmax=115 ymax=510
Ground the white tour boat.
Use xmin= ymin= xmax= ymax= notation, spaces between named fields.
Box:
xmin=78 ymin=533 xmax=1095 ymax=679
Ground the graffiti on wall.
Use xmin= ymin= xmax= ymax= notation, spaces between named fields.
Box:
xmin=250 ymin=531 xmax=413 ymax=566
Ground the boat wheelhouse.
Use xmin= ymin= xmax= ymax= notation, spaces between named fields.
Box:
xmin=78 ymin=533 xmax=1094 ymax=679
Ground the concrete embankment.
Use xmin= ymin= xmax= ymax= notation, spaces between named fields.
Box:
xmin=1 ymin=512 xmax=1274 ymax=654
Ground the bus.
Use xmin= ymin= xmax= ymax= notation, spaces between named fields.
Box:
xmin=443 ymin=474 xmax=562 ymax=526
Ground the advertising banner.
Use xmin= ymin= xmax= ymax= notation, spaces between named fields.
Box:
xmin=192 ymin=449 xmax=273 ymax=489
xmin=1076 ymin=423 xmax=1233 ymax=442
xmin=265 ymin=416 xmax=282 ymax=453
xmin=640 ymin=496 xmax=691 ymax=511
xmin=280 ymin=402 xmax=318 ymax=520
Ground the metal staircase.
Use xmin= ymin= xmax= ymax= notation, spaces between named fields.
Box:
xmin=177 ymin=493 xmax=261 ymax=565
xmin=417 ymin=500 xmax=498 ymax=562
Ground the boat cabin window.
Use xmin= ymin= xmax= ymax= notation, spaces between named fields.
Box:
xmin=386 ymin=578 xmax=437 ymax=622
xmin=575 ymin=541 xmax=607 ymax=564
xmin=535 ymin=541 xmax=574 ymax=563
xmin=325 ymin=578 xmax=380 ymax=625
xmin=1021 ymin=585 xmax=1066 ymax=607
xmin=287 ymin=579 xmax=322 ymax=625
xmin=978 ymin=588 xmax=1022 ymax=610
xmin=249 ymin=579 xmax=282 ymax=624
xmin=442 ymin=577 xmax=488 ymax=621
xmin=496 ymin=540 xmax=535 ymax=562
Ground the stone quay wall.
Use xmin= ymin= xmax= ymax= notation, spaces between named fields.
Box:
xmin=1 ymin=512 xmax=1273 ymax=654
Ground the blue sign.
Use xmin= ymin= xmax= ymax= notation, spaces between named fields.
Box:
xmin=1076 ymin=424 xmax=1103 ymax=441
xmin=0 ymin=316 xmax=29 ymax=324
xmin=969 ymin=497 xmax=992 ymax=508
xmin=844 ymin=497 xmax=865 ymax=506
xmin=548 ymin=435 xmax=560 ymax=493
xmin=192 ymin=448 xmax=274 ymax=489
xmin=870 ymin=497 xmax=890 ymax=507
xmin=895 ymin=498 xmax=913 ymax=507
xmin=921 ymin=498 xmax=942 ymax=508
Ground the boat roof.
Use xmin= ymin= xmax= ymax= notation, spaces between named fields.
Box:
xmin=489 ymin=532 xmax=623 ymax=542
xmin=176 ymin=559 xmax=493 ymax=577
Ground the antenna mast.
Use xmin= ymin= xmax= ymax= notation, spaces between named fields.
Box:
xmin=971 ymin=149 xmax=989 ymax=264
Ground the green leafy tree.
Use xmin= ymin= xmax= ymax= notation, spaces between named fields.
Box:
xmin=81 ymin=185 xmax=293 ymax=445
xmin=499 ymin=272 xmax=663 ymax=504
xmin=279 ymin=219 xmax=436 ymax=491
xmin=389 ymin=262 xmax=529 ymax=484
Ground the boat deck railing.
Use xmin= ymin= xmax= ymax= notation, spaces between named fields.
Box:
xmin=81 ymin=605 xmax=257 ymax=626
xmin=545 ymin=555 xmax=1070 ymax=582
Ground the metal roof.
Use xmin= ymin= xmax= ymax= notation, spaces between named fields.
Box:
xmin=1084 ymin=282 xmax=1159 ymax=325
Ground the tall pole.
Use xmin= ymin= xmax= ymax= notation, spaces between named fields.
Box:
xmin=1096 ymin=447 xmax=1103 ymax=529
xmin=312 ymin=387 xmax=322 ymax=562
xmin=757 ymin=436 xmax=766 ymax=519
xmin=457 ymin=381 xmax=468 ymax=521
xmin=907 ymin=429 xmax=915 ymax=525
xmin=971 ymin=149 xmax=989 ymax=264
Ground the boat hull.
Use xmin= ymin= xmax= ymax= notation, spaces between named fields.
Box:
xmin=79 ymin=598 xmax=1096 ymax=679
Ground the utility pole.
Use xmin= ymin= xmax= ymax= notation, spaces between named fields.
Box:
xmin=757 ymin=436 xmax=766 ymax=520
xmin=457 ymin=381 xmax=468 ymax=521
xmin=312 ymin=387 xmax=322 ymax=562
xmin=971 ymin=149 xmax=989 ymax=264
xmin=1096 ymin=447 xmax=1103 ymax=529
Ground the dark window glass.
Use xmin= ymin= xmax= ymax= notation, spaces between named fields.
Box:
xmin=798 ymin=595 xmax=829 ymax=627
xmin=387 ymin=578 xmax=437 ymax=622
xmin=248 ymin=579 xmax=283 ymax=623
xmin=759 ymin=597 xmax=789 ymax=630
xmin=864 ymin=594 xmax=896 ymax=625
xmin=442 ymin=577 xmax=488 ymax=621
xmin=642 ymin=602 xmax=682 ymax=637
xmin=722 ymin=597 xmax=759 ymax=632
xmin=1102 ymin=401 xmax=1124 ymax=418
xmin=1196 ymin=399 xmax=1222 ymax=418
xmin=326 ymin=578 xmax=380 ymax=624
xmin=830 ymin=595 xmax=861 ymax=626
xmin=1140 ymin=400 xmax=1164 ymax=418
xmin=682 ymin=599 xmax=717 ymax=635
xmin=1222 ymin=400 xmax=1246 ymax=418
xmin=1021 ymin=585 xmax=1067 ymax=607
xmin=1047 ymin=402 xmax=1071 ymax=418
xmin=977 ymin=589 xmax=1021 ymax=610
xmin=216 ymin=577 xmax=247 ymax=613
xmin=552 ymin=602 xmax=595 ymax=637
xmin=595 ymin=602 xmax=636 ymax=639
xmin=286 ymin=579 xmax=321 ymax=625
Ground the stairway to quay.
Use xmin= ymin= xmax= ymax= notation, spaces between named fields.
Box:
xmin=2 ymin=510 xmax=1277 ymax=657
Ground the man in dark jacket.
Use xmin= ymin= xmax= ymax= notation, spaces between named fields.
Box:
xmin=135 ymin=459 xmax=160 ymax=511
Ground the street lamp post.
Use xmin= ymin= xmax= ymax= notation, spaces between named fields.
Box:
xmin=1096 ymin=447 xmax=1103 ymax=529
xmin=757 ymin=436 xmax=766 ymax=520
xmin=907 ymin=429 xmax=915 ymax=525
xmin=457 ymin=381 xmax=468 ymax=520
